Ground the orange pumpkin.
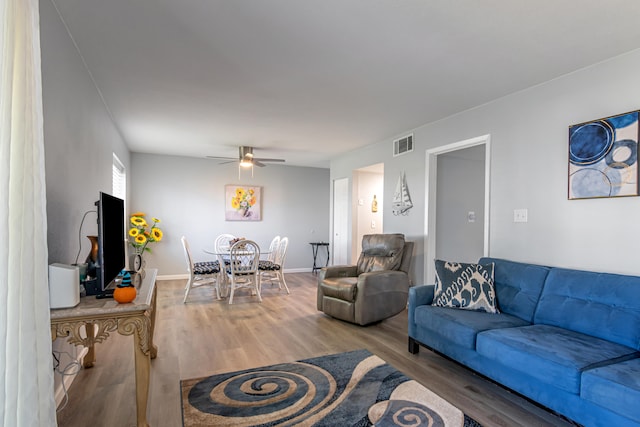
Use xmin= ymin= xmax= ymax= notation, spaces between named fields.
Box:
xmin=114 ymin=286 xmax=137 ymax=304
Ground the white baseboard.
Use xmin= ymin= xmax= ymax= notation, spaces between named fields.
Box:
xmin=158 ymin=273 xmax=189 ymax=280
xmin=283 ymin=268 xmax=312 ymax=273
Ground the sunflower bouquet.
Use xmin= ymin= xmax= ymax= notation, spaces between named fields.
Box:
xmin=231 ymin=187 xmax=257 ymax=217
xmin=128 ymin=212 xmax=163 ymax=253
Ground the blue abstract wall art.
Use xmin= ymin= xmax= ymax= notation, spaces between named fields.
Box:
xmin=569 ymin=110 xmax=639 ymax=199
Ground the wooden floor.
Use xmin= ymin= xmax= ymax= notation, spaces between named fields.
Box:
xmin=56 ymin=273 xmax=574 ymax=427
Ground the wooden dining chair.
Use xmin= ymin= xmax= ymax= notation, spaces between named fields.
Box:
xmin=214 ymin=233 xmax=236 ymax=255
xmin=259 ymin=236 xmax=290 ymax=294
xmin=181 ymin=236 xmax=221 ymax=303
xmin=259 ymin=236 xmax=280 ymax=268
xmin=225 ymin=240 xmax=261 ymax=304
xmin=267 ymin=235 xmax=280 ymax=262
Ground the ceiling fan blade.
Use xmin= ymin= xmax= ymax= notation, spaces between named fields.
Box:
xmin=206 ymin=156 xmax=236 ymax=160
xmin=206 ymin=156 xmax=238 ymax=165
xmin=253 ymin=160 xmax=266 ymax=167
xmin=254 ymin=158 xmax=285 ymax=163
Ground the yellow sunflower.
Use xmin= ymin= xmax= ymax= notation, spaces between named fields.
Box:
xmin=235 ymin=188 xmax=246 ymax=198
xmin=231 ymin=197 xmax=240 ymax=209
xmin=128 ymin=212 xmax=163 ymax=254
xmin=151 ymin=228 xmax=163 ymax=241
xmin=131 ymin=216 xmax=148 ymax=227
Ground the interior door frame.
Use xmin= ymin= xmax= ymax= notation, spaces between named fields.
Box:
xmin=332 ymin=177 xmax=349 ymax=266
xmin=423 ymin=134 xmax=491 ymax=284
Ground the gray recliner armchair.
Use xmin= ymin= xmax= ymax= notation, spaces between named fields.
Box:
xmin=317 ymin=233 xmax=413 ymax=325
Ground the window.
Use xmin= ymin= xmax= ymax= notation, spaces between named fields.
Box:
xmin=112 ymin=154 xmax=126 ymax=200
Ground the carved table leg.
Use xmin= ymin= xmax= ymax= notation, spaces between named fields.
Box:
xmin=133 ymin=317 xmax=151 ymax=427
xmin=83 ymin=322 xmax=96 ymax=368
xmin=149 ymin=288 xmax=158 ymax=359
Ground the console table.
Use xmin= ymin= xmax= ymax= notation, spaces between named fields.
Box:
xmin=309 ymin=242 xmax=330 ymax=273
xmin=50 ymin=269 xmax=158 ymax=427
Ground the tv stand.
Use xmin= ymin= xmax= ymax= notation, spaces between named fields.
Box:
xmin=50 ymin=269 xmax=158 ymax=427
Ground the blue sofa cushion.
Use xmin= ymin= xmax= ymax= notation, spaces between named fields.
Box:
xmin=476 ymin=324 xmax=638 ymax=394
xmin=433 ymin=260 xmax=499 ymax=313
xmin=478 ymin=257 xmax=550 ymax=322
xmin=414 ymin=305 xmax=529 ymax=349
xmin=534 ymin=268 xmax=640 ymax=349
xmin=581 ymin=358 xmax=640 ymax=424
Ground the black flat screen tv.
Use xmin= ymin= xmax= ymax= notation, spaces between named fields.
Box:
xmin=96 ymin=192 xmax=125 ymax=292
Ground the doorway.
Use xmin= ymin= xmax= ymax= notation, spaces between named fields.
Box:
xmin=332 ymin=178 xmax=349 ymax=265
xmin=352 ymin=163 xmax=384 ymax=259
xmin=424 ymin=135 xmax=491 ymax=284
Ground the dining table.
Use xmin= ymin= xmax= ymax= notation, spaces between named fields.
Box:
xmin=202 ymin=245 xmax=270 ymax=298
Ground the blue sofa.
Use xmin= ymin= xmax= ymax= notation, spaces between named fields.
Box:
xmin=408 ymin=257 xmax=640 ymax=427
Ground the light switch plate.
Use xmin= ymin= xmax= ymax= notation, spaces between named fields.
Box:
xmin=513 ymin=209 xmax=528 ymax=223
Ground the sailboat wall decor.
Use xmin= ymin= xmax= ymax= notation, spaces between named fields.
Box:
xmin=392 ymin=172 xmax=413 ymax=215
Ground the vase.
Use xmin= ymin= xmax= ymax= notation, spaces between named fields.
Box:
xmin=130 ymin=250 xmax=144 ymax=272
xmin=85 ymin=235 xmax=99 ymax=278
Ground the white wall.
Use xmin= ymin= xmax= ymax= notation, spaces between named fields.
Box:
xmin=331 ymin=48 xmax=640 ymax=282
xmin=41 ymin=0 xmax=131 ymax=265
xmin=40 ymin=0 xmax=131 ymax=404
xmin=130 ymin=154 xmax=330 ymax=275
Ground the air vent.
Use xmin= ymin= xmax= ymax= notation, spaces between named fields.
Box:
xmin=393 ymin=134 xmax=414 ymax=156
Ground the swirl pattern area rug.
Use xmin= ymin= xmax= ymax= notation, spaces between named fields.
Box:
xmin=181 ymin=349 xmax=482 ymax=426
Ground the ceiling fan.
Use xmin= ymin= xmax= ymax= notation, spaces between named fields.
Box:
xmin=207 ymin=146 xmax=285 ymax=168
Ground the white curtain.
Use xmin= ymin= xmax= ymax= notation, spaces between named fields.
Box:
xmin=1 ymin=0 xmax=57 ymax=425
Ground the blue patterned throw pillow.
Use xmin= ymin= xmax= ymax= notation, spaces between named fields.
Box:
xmin=432 ymin=260 xmax=499 ymax=313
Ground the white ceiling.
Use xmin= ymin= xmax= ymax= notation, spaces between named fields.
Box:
xmin=50 ymin=0 xmax=640 ymax=168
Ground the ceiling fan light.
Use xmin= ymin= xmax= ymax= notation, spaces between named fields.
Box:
xmin=239 ymin=159 xmax=253 ymax=168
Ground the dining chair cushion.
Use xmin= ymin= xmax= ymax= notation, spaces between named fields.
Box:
xmin=258 ymin=260 xmax=281 ymax=271
xmin=194 ymin=261 xmax=220 ymax=274
xmin=225 ymin=267 xmax=253 ymax=276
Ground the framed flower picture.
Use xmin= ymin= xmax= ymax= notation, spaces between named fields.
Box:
xmin=225 ymin=185 xmax=262 ymax=221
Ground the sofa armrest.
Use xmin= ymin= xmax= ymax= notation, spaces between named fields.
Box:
xmin=318 ymin=265 xmax=357 ymax=281
xmin=408 ymin=285 xmax=435 ymax=339
xmin=354 ymin=270 xmax=410 ymax=325
xmin=317 ymin=265 xmax=358 ymax=310
xmin=356 ymin=270 xmax=410 ymax=296
xmin=409 ymin=284 xmax=435 ymax=306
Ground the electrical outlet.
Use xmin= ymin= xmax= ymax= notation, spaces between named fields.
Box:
xmin=371 ymin=220 xmax=376 ymax=229
xmin=513 ymin=209 xmax=528 ymax=223
xmin=467 ymin=211 xmax=476 ymax=223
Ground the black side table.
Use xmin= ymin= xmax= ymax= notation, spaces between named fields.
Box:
xmin=309 ymin=242 xmax=330 ymax=273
